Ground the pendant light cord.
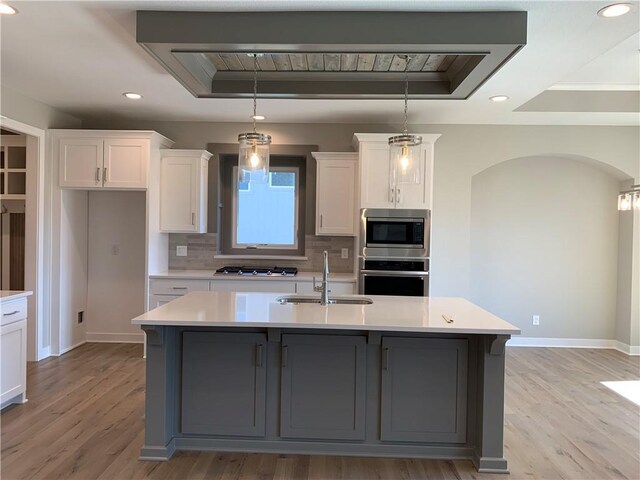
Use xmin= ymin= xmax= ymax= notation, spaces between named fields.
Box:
xmin=253 ymin=54 xmax=258 ymax=134
xmin=403 ymin=55 xmax=410 ymax=136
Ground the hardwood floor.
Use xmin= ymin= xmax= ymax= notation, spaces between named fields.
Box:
xmin=1 ymin=343 xmax=638 ymax=480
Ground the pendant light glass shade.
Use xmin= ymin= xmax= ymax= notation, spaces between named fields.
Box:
xmin=389 ymin=56 xmax=422 ymax=185
xmin=238 ymin=132 xmax=271 ymax=183
xmin=617 ymin=185 xmax=640 ymax=211
xmin=238 ymin=54 xmax=271 ymax=184
xmin=389 ymin=134 xmax=422 ymax=185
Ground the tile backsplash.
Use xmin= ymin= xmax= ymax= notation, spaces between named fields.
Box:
xmin=169 ymin=233 xmax=356 ymax=273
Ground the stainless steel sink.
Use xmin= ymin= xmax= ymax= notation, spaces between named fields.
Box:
xmin=276 ymin=295 xmax=373 ymax=305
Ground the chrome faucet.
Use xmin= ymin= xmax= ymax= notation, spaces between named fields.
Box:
xmin=313 ymin=250 xmax=330 ymax=305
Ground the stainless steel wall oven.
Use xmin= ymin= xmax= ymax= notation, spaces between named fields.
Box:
xmin=358 ymin=209 xmax=430 ymax=296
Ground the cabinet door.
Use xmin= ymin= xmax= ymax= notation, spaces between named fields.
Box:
xmin=160 ymin=156 xmax=199 ymax=232
xmin=280 ymin=334 xmax=367 ymax=440
xmin=211 ymin=279 xmax=296 ymax=293
xmin=360 ymin=142 xmax=395 ymax=209
xmin=380 ymin=337 xmax=468 ymax=443
xmin=59 ymin=137 xmax=103 ymax=188
xmin=103 ymin=138 xmax=149 ymax=189
xmin=316 ymin=160 xmax=356 ymax=235
xmin=1 ymin=319 xmax=26 ymax=404
xmin=182 ymin=332 xmax=267 ymax=437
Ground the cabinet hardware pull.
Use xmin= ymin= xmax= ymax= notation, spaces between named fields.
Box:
xmin=382 ymin=347 xmax=390 ymax=370
xmin=255 ymin=344 xmax=264 ymax=367
xmin=320 ymin=215 xmax=323 ymax=228
xmin=3 ymin=310 xmax=19 ymax=316
xmin=191 ymin=212 xmax=195 ymax=226
xmin=281 ymin=345 xmax=288 ymax=368
xmin=96 ymin=167 xmax=101 ymax=183
xmin=389 ymin=187 xmax=395 ymax=203
xmin=171 ymin=286 xmax=188 ymax=290
xmin=396 ymin=188 xmax=401 ymax=204
xmin=103 ymin=167 xmax=107 ymax=183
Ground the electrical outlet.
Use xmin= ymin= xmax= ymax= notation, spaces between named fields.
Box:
xmin=111 ymin=244 xmax=120 ymax=255
xmin=176 ymin=245 xmax=188 ymax=257
xmin=341 ymin=248 xmax=349 ymax=259
xmin=532 ymin=315 xmax=540 ymax=326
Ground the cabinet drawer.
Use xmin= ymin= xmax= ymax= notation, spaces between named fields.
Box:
xmin=1 ymin=298 xmax=27 ymax=326
xmin=149 ymin=279 xmax=209 ymax=295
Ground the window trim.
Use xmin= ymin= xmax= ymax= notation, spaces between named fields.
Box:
xmin=231 ymin=165 xmax=300 ymax=250
xmin=218 ymin=153 xmax=307 ymax=257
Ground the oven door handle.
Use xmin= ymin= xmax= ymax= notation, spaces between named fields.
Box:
xmin=360 ymin=270 xmax=429 ymax=277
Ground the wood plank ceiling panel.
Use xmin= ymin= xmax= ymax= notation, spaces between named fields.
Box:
xmin=356 ymin=54 xmax=376 ymax=71
xmin=423 ymin=54 xmax=446 ymax=71
xmin=323 ymin=54 xmax=341 ymax=71
xmin=306 ymin=54 xmax=324 ymax=71
xmin=218 ymin=53 xmax=244 ymax=70
xmin=288 ymin=54 xmax=308 ymax=71
xmin=407 ymin=54 xmax=429 ymax=71
xmin=272 ymin=54 xmax=292 ymax=71
xmin=389 ymin=55 xmax=408 ymax=71
xmin=373 ymin=54 xmax=393 ymax=72
xmin=437 ymin=55 xmax=457 ymax=71
xmin=237 ymin=54 xmax=256 ymax=70
xmin=341 ymin=54 xmax=358 ymax=71
xmin=257 ymin=55 xmax=276 ymax=71
xmin=205 ymin=53 xmax=229 ymax=71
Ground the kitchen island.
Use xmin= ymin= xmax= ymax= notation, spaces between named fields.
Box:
xmin=132 ymin=292 xmax=520 ymax=473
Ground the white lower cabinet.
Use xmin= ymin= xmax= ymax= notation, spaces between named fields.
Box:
xmin=149 ymin=294 xmax=182 ymax=309
xmin=148 ymin=279 xmax=211 ymax=310
xmin=1 ymin=298 xmax=28 ymax=408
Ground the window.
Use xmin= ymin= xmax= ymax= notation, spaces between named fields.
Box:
xmin=219 ymin=154 xmax=307 ymax=256
xmin=233 ymin=167 xmax=299 ymax=249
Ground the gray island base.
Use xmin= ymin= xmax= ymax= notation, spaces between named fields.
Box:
xmin=133 ymin=293 xmax=519 ymax=473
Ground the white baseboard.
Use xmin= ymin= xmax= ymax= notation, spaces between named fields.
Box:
xmin=57 ymin=340 xmax=87 ymax=356
xmin=507 ymin=337 xmax=639 ymax=356
xmin=86 ymin=332 xmax=145 ymax=344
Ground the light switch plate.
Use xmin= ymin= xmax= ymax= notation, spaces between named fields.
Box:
xmin=341 ymin=248 xmax=349 ymax=259
xmin=176 ymin=245 xmax=188 ymax=257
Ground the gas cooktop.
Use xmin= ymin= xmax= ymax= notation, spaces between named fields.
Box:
xmin=215 ymin=266 xmax=298 ymax=277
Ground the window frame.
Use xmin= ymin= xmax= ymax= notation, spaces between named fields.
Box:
xmin=231 ymin=165 xmax=300 ymax=250
xmin=218 ymin=153 xmax=307 ymax=257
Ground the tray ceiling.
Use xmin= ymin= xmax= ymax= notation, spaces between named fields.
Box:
xmin=137 ymin=11 xmax=526 ymax=99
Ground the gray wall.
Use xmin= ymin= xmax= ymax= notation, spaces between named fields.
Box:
xmin=1 ymin=85 xmax=82 ymax=129
xmin=83 ymin=118 xmax=640 ymax=345
xmin=470 ymin=156 xmax=620 ymax=340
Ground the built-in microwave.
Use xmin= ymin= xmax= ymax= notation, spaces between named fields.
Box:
xmin=359 ymin=209 xmax=430 ymax=258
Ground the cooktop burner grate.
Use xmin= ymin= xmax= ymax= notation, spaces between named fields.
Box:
xmin=215 ymin=266 xmax=298 ymax=276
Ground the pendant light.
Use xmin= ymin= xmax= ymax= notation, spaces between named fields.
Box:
xmin=618 ymin=185 xmax=640 ymax=211
xmin=389 ymin=55 xmax=422 ymax=186
xmin=238 ymin=54 xmax=271 ymax=184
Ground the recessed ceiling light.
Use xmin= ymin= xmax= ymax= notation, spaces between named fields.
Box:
xmin=251 ymin=115 xmax=266 ymax=121
xmin=489 ymin=95 xmax=509 ymax=102
xmin=123 ymin=92 xmax=143 ymax=100
xmin=0 ymin=3 xmax=18 ymax=15
xmin=598 ymin=3 xmax=633 ymax=17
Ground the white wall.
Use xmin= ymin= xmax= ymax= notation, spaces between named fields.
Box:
xmin=470 ymin=156 xmax=620 ymax=340
xmin=86 ymin=191 xmax=146 ymax=342
xmin=59 ymin=190 xmax=87 ymax=352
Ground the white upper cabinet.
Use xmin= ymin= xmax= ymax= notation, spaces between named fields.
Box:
xmin=59 ymin=137 xmax=104 ymax=188
xmin=313 ymin=152 xmax=358 ymax=236
xmin=57 ymin=132 xmax=162 ymax=190
xmin=103 ymin=138 xmax=149 ymax=189
xmin=353 ymin=133 xmax=440 ymax=210
xmin=160 ymin=149 xmax=211 ymax=233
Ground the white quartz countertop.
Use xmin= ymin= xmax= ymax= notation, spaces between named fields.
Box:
xmin=132 ymin=291 xmax=520 ymax=335
xmin=150 ymin=270 xmax=357 ymax=283
xmin=0 ymin=290 xmax=33 ymax=303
